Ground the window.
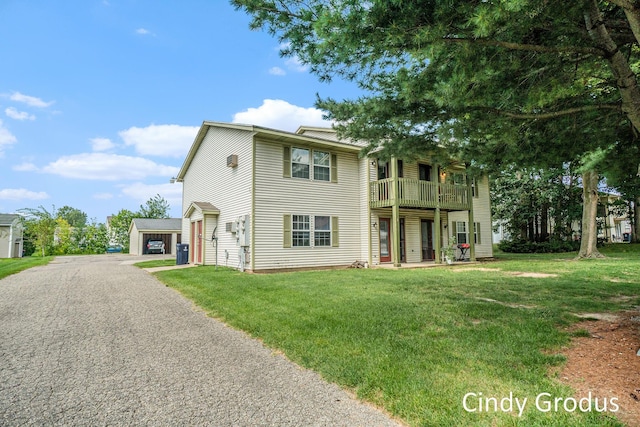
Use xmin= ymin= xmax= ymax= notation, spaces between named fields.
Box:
xmin=456 ymin=221 xmax=468 ymax=244
xmin=286 ymin=147 xmax=335 ymax=181
xmin=292 ymin=215 xmax=310 ymax=247
xmin=284 ymin=215 xmax=339 ymax=248
xmin=292 ymin=148 xmax=310 ymax=179
xmin=313 ymin=151 xmax=330 ymax=181
xmin=314 ymin=216 xmax=331 ymax=246
xmin=453 ymin=221 xmax=482 ymax=245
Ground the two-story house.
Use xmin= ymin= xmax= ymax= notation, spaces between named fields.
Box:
xmin=176 ymin=121 xmax=493 ymax=271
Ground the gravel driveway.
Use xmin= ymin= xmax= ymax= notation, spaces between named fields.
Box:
xmin=0 ymin=255 xmax=401 ymax=426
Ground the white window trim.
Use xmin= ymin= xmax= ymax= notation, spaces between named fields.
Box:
xmin=290 ymin=214 xmax=333 ymax=248
xmin=290 ymin=147 xmax=332 ymax=182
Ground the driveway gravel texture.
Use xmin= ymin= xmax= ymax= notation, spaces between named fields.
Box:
xmin=0 ymin=255 xmax=401 ymax=426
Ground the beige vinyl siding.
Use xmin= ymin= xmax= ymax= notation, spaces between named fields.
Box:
xmin=253 ymin=139 xmax=362 ymax=270
xmin=181 ymin=126 xmax=253 ymax=266
xmin=297 ymin=129 xmax=340 ymax=141
xmin=471 ymin=175 xmax=493 ymax=258
xmin=0 ymin=227 xmax=9 ymax=258
xmin=447 ymin=175 xmax=492 ymax=258
xmin=359 ymin=157 xmax=370 ymax=261
xmin=129 ymin=224 xmax=140 ymax=255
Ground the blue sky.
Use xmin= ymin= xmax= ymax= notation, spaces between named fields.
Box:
xmin=0 ymin=1 xmax=359 ymax=222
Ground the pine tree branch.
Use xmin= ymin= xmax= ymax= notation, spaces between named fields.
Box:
xmin=441 ymin=36 xmax=604 ymax=56
xmin=481 ymin=103 xmax=622 ymax=120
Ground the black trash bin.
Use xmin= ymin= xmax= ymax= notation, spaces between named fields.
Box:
xmin=176 ymin=244 xmax=189 ymax=265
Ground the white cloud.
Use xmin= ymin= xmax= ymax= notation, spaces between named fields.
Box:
xmin=119 ymin=124 xmax=199 ymax=157
xmin=269 ymin=67 xmax=286 ymax=76
xmin=90 ymin=137 xmax=115 ymax=152
xmin=120 ymin=182 xmax=182 ymax=208
xmin=0 ymin=119 xmax=17 ymax=156
xmin=232 ymin=99 xmax=331 ymax=132
xmin=5 ymin=107 xmax=35 ymax=121
xmin=136 ymin=28 xmax=152 ymax=35
xmin=93 ymin=192 xmax=114 ymax=200
xmin=41 ymin=153 xmax=179 ymax=181
xmin=13 ymin=162 xmax=38 ymax=172
xmin=285 ymin=56 xmax=309 ymax=72
xmin=0 ymin=188 xmax=49 ymax=201
xmin=9 ymin=92 xmax=54 ymax=108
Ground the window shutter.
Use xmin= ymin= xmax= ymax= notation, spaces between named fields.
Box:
xmin=451 ymin=221 xmax=457 ymax=242
xmin=330 ymin=154 xmax=338 ymax=183
xmin=283 ymin=214 xmax=291 ymax=248
xmin=283 ymin=146 xmax=291 ymax=178
xmin=331 ymin=216 xmax=339 ymax=247
xmin=475 ymin=222 xmax=481 ymax=244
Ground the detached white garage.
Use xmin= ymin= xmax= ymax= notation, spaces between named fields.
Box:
xmin=129 ymin=218 xmax=182 ymax=255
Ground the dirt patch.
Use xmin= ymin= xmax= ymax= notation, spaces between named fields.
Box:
xmin=506 ymin=271 xmax=558 ymax=278
xmin=452 ymin=268 xmax=558 ymax=278
xmin=475 ymin=297 xmax=537 ymax=309
xmin=559 ymin=311 xmax=640 ymax=426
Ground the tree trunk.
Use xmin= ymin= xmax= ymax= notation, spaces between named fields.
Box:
xmin=577 ymin=170 xmax=605 ymax=258
xmin=541 ymin=203 xmax=549 ymax=242
xmin=585 ymin=1 xmax=640 ymax=135
xmin=634 ymin=196 xmax=640 ymax=243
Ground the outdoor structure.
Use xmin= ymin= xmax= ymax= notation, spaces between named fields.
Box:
xmin=0 ymin=214 xmax=23 ymax=258
xmin=128 ymin=218 xmax=182 ymax=255
xmin=176 ymin=121 xmax=493 ymax=271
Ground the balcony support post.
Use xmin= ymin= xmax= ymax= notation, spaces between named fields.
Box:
xmin=391 ymin=157 xmax=401 ymax=267
xmin=466 ymin=171 xmax=476 ymax=261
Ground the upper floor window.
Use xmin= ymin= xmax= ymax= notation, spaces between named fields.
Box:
xmin=284 ymin=146 xmax=337 ymax=182
xmin=313 ymin=151 xmax=330 ymax=182
xmin=292 ymin=148 xmax=310 ymax=179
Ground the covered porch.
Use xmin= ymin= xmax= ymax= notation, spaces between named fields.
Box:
xmin=367 ymin=157 xmax=477 ymax=267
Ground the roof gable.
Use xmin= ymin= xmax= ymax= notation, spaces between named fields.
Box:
xmin=184 ymin=202 xmax=220 ymax=218
xmin=129 ymin=218 xmax=182 ymax=233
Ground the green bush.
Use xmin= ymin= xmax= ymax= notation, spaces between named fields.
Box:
xmin=498 ymin=239 xmax=580 ymax=253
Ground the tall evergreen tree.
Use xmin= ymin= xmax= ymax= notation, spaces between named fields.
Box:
xmin=233 ymin=0 xmax=640 ymax=257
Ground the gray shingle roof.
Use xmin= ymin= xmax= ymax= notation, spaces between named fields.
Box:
xmin=0 ymin=214 xmax=21 ymax=226
xmin=131 ymin=218 xmax=182 ymax=232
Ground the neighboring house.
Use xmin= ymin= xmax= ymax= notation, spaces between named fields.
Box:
xmin=593 ymin=193 xmax=632 ymax=242
xmin=0 ymin=214 xmax=24 ymax=258
xmin=176 ymin=121 xmax=493 ymax=272
xmin=128 ymin=218 xmax=182 ymax=255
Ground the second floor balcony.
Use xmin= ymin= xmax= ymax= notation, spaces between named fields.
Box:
xmin=369 ymin=178 xmax=471 ymax=211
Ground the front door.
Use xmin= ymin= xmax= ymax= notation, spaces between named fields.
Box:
xmin=196 ymin=220 xmax=203 ymax=264
xmin=379 ymin=218 xmax=391 ymax=263
xmin=400 ymin=218 xmax=406 ymax=263
xmin=421 ymin=219 xmax=435 ymax=261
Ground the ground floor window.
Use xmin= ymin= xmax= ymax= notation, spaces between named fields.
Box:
xmin=292 ymin=215 xmax=310 ymax=247
xmin=314 ymin=216 xmax=331 ymax=246
xmin=453 ymin=221 xmax=482 ymax=244
xmin=285 ymin=214 xmax=339 ymax=248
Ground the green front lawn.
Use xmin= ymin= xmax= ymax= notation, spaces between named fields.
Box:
xmin=153 ymin=244 xmax=639 ymax=426
xmin=0 ymin=256 xmax=52 ymax=280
